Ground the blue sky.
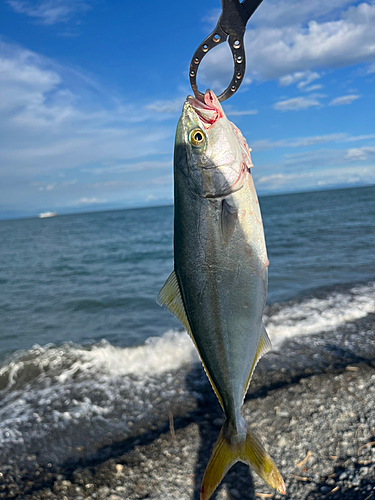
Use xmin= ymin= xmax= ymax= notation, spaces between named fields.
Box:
xmin=0 ymin=0 xmax=375 ymax=219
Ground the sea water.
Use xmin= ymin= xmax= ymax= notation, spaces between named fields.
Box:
xmin=0 ymin=185 xmax=374 ymax=466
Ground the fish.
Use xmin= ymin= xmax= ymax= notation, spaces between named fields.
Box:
xmin=158 ymin=89 xmax=286 ymax=499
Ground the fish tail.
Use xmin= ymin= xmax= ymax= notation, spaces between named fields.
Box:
xmin=200 ymin=419 xmax=286 ymax=500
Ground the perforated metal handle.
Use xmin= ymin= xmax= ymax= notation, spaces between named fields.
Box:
xmin=188 ymin=0 xmax=263 ymax=102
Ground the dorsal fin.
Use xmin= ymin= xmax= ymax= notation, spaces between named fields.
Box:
xmin=157 ymin=270 xmax=191 ymax=334
xmin=157 ymin=271 xmax=225 ymax=410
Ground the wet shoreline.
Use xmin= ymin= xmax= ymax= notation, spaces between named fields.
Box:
xmin=1 ymin=313 xmax=375 ymax=499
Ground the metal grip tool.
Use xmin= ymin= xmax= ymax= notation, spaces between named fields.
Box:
xmin=189 ymin=0 xmax=263 ymax=102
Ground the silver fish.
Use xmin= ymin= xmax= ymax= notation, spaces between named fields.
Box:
xmin=158 ymin=90 xmax=285 ymax=499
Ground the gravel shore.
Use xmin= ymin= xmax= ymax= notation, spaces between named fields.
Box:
xmin=1 ymin=313 xmax=375 ymax=500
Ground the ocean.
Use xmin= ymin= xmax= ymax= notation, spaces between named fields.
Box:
xmin=0 ymin=185 xmax=374 ymax=470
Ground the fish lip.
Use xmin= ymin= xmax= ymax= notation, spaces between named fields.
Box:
xmin=186 ymin=90 xmax=223 ymax=127
xmin=202 ymin=164 xmax=247 ymax=199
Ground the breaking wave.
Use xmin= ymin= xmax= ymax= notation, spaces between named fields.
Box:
xmin=265 ymin=281 xmax=375 ymax=347
xmin=0 ymin=280 xmax=374 ymax=466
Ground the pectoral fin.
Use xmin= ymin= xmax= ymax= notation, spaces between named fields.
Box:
xmin=221 ymin=198 xmax=237 ymax=244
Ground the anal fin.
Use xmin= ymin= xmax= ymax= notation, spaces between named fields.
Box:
xmin=259 ymin=323 xmax=272 ymax=358
xmin=242 ymin=323 xmax=272 ymax=401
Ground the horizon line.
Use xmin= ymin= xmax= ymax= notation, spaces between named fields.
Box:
xmin=1 ymin=182 xmax=374 ymax=222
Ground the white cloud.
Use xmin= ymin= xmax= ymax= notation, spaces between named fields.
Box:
xmin=7 ymin=0 xmax=91 ymax=25
xmin=288 ymin=134 xmax=344 ymax=147
xmin=78 ymin=197 xmax=106 ymax=204
xmin=145 ymin=98 xmax=183 ymax=114
xmin=251 ymin=133 xmax=349 ymax=151
xmin=225 ymin=109 xmax=258 ymax=116
xmin=0 ymin=41 xmax=172 ymax=177
xmin=345 ymin=146 xmax=375 ymax=161
xmin=281 ymin=148 xmax=346 ymax=168
xmin=251 ymin=0 xmax=355 ymax=27
xmin=31 ymin=179 xmax=76 ymax=190
xmin=0 ymin=40 xmax=177 ymax=214
xmin=199 ymin=2 xmax=375 ymax=85
xmin=273 ymin=96 xmax=321 ymax=111
xmin=329 ymin=94 xmax=361 ymax=105
xmin=0 ymin=46 xmax=61 ymax=119
xmin=248 ymin=137 xmax=375 ymax=193
xmin=203 ymin=1 xmax=355 ymax=30
xmin=263 ymin=145 xmax=375 ymax=172
xmin=151 ymin=174 xmax=172 ymax=185
xmin=346 ymin=134 xmax=375 ymax=142
xmin=145 ymin=194 xmax=157 ymax=202
xmin=303 ymin=84 xmax=323 ymax=92
xmin=256 ymin=173 xmax=285 ymax=183
xmin=81 ymin=160 xmax=171 ymax=175
xmin=250 ymin=132 xmax=375 ymax=152
xmin=279 ymin=71 xmax=320 ymax=88
xmin=254 ymin=165 xmax=375 ymax=193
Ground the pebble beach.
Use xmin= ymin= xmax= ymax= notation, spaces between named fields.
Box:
xmin=1 ymin=312 xmax=374 ymax=500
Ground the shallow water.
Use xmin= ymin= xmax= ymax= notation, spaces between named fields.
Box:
xmin=0 ymin=184 xmax=374 ymax=466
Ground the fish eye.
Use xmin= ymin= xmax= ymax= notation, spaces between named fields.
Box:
xmin=189 ymin=128 xmax=206 ymax=148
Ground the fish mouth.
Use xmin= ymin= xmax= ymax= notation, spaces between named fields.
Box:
xmin=186 ymin=90 xmax=223 ymax=128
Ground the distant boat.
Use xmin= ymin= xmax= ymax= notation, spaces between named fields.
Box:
xmin=38 ymin=212 xmax=57 ymax=219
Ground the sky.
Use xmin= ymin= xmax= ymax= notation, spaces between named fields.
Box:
xmin=0 ymin=0 xmax=375 ymax=219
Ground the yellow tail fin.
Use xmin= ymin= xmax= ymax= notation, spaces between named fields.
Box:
xmin=200 ymin=421 xmax=286 ymax=500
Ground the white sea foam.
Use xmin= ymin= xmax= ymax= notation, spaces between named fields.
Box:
xmin=265 ymin=282 xmax=375 ymax=347
xmin=0 ymin=331 xmax=197 ymax=393
xmin=0 ymin=330 xmax=198 ymax=462
xmin=75 ymin=329 xmax=198 ymax=378
xmin=0 ymin=282 xmax=374 ymax=462
xmin=73 ymin=281 xmax=375 ymax=375
xmin=0 ymin=283 xmax=374 ymax=388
